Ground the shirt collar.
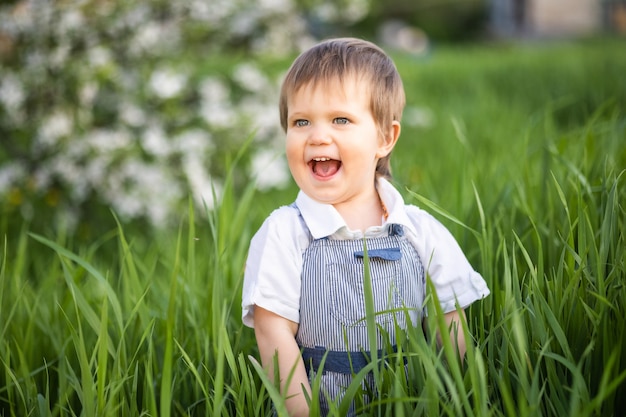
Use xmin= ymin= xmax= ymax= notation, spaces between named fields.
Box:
xmin=295 ymin=191 xmax=346 ymax=239
xmin=294 ymin=178 xmax=417 ymax=239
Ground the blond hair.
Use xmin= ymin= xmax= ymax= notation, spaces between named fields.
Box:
xmin=279 ymin=38 xmax=405 ymax=179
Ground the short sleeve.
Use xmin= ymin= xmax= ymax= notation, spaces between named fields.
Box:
xmin=405 ymin=205 xmax=490 ymax=313
xmin=241 ymin=206 xmax=309 ymax=328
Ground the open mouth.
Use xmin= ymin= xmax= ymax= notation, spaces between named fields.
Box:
xmin=309 ymin=157 xmax=341 ymax=178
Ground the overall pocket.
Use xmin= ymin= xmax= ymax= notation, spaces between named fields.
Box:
xmin=328 ymin=259 xmax=403 ymax=327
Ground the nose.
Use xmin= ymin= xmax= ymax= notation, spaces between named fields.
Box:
xmin=307 ymin=123 xmax=332 ymax=146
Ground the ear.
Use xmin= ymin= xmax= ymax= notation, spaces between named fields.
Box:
xmin=377 ymin=120 xmax=401 ymax=158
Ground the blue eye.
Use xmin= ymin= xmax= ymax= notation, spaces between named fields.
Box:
xmin=334 ymin=117 xmax=349 ymax=125
xmin=295 ymin=119 xmax=309 ymax=127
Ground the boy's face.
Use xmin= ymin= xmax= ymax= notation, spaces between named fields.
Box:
xmin=285 ymin=77 xmax=397 ymax=207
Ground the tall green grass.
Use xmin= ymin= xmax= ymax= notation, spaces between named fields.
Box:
xmin=1 ymin=39 xmax=625 ymax=416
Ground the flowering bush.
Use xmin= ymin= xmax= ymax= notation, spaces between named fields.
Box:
xmin=0 ymin=0 xmax=371 ymax=233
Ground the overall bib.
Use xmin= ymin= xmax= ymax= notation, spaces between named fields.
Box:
xmin=295 ymin=218 xmax=426 ymax=416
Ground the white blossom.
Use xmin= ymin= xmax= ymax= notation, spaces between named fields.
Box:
xmin=200 ymin=77 xmax=229 ymax=103
xmin=258 ymin=0 xmax=292 ymax=13
xmin=343 ymin=0 xmax=370 ymax=23
xmin=85 ymin=128 xmax=132 ymax=152
xmin=239 ymin=96 xmax=280 ymax=139
xmin=88 ymin=46 xmax=113 ymax=68
xmin=0 ymin=73 xmax=25 ymax=112
xmin=251 ymin=149 xmax=290 ymax=190
xmin=119 ymin=101 xmax=147 ymax=128
xmin=132 ymin=21 xmax=162 ymax=50
xmin=187 ymin=0 xmax=234 ymax=24
xmin=183 ymin=154 xmax=217 ymax=209
xmin=199 ymin=77 xmax=236 ymax=128
xmin=49 ymin=156 xmax=86 ymax=199
xmin=37 ymin=111 xmax=73 ymax=147
xmin=103 ymin=159 xmax=182 ymax=225
xmin=84 ymin=155 xmax=111 ymax=187
xmin=31 ymin=165 xmax=52 ymax=191
xmin=233 ymin=63 xmax=270 ymax=93
xmin=0 ymin=162 xmax=26 ymax=194
xmin=149 ymin=68 xmax=187 ymax=99
xmin=32 ymin=155 xmax=91 ymax=201
xmin=57 ymin=8 xmax=85 ymax=33
xmin=313 ymin=0 xmax=368 ymax=24
xmin=141 ymin=125 xmax=171 ymax=158
xmin=175 ymin=129 xmax=213 ymax=155
xmin=50 ymin=43 xmax=71 ymax=68
xmin=252 ymin=14 xmax=312 ymax=56
xmin=79 ymin=82 xmax=99 ymax=107
xmin=130 ymin=21 xmax=181 ymax=56
xmin=230 ymin=10 xmax=259 ymax=37
xmin=200 ymin=103 xmax=235 ymax=128
xmin=9 ymin=1 xmax=37 ymax=32
xmin=120 ymin=3 xmax=152 ymax=30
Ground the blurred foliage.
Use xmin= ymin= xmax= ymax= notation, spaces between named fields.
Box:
xmin=354 ymin=0 xmax=488 ymax=41
xmin=389 ymin=38 xmax=626 ymax=232
xmin=0 ymin=0 xmax=621 ymax=244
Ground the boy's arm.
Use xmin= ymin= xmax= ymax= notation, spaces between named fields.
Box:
xmin=254 ymin=305 xmax=311 ymax=417
xmin=443 ymin=309 xmax=467 ymax=360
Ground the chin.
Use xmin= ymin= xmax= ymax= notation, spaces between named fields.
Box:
xmin=304 ymin=190 xmax=337 ymax=205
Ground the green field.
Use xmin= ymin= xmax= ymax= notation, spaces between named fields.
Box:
xmin=1 ymin=38 xmax=625 ymax=416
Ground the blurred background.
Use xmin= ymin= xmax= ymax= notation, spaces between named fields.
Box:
xmin=0 ymin=0 xmax=624 ymax=239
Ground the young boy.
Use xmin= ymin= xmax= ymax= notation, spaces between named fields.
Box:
xmin=242 ymin=37 xmax=490 ymax=416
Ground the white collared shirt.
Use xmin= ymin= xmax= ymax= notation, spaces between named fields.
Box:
xmin=242 ymin=178 xmax=490 ymax=327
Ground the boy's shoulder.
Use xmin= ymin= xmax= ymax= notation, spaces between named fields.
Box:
xmin=266 ymin=203 xmax=301 ymax=222
xmin=401 ymin=203 xmax=451 ymax=237
xmin=261 ymin=203 xmax=309 ymax=235
xmin=403 ymin=203 xmax=435 ymax=223
xmin=252 ymin=203 xmax=312 ymax=250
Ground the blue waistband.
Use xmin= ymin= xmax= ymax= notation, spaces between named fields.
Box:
xmin=300 ymin=345 xmax=402 ymax=375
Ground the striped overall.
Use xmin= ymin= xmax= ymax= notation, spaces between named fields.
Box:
xmin=295 ymin=221 xmax=426 ymax=416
